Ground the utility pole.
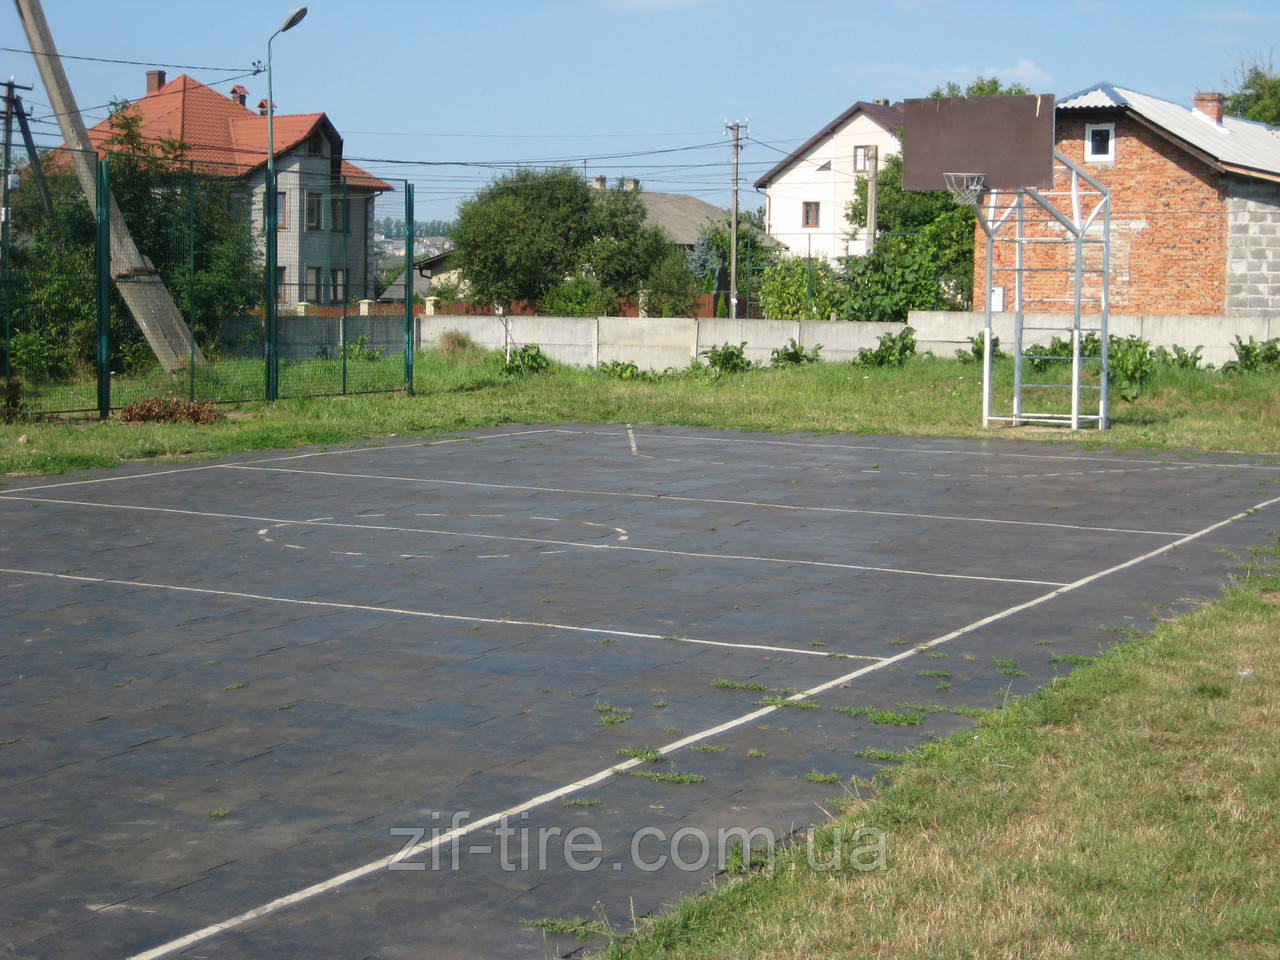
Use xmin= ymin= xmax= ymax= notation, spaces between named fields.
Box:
xmin=12 ymin=0 xmax=203 ymax=373
xmin=726 ymin=120 xmax=746 ymax=319
xmin=866 ymin=144 xmax=879 ymax=255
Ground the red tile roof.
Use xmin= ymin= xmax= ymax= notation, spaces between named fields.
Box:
xmin=76 ymin=73 xmax=391 ymax=190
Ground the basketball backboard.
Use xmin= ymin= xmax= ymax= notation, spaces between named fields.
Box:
xmin=902 ymin=94 xmax=1056 ymax=192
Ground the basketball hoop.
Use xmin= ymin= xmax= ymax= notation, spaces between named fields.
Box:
xmin=943 ymin=172 xmax=985 ymax=206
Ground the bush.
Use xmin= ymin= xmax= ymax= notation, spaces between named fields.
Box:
xmin=856 ymin=326 xmax=916 ymax=368
xmin=700 ymin=341 xmax=754 ymax=374
xmin=770 ymin=337 xmax=823 ymax=368
xmin=8 ymin=329 xmax=64 ymax=381
xmin=1152 ymin=344 xmax=1203 ymax=370
xmin=595 ymin=359 xmax=666 ymax=383
xmin=1222 ymin=335 xmax=1280 ymax=374
xmin=1108 ymin=335 xmax=1154 ymax=402
xmin=502 ymin=343 xmax=551 ymax=376
xmin=956 ymin=332 xmax=1005 ymax=363
xmin=539 ymin=273 xmax=615 ymax=318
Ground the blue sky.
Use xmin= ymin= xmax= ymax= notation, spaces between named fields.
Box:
xmin=3 ymin=0 xmax=1276 ymax=223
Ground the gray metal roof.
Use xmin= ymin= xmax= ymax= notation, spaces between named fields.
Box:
xmin=1058 ymin=82 xmax=1280 ymax=180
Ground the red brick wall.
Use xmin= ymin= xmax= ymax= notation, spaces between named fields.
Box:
xmin=973 ymin=114 xmax=1228 ymax=315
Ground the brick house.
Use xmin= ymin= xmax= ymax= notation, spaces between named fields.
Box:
xmin=973 ymin=82 xmax=1280 ymax=324
xmin=77 ymin=70 xmax=391 ymax=305
xmin=754 ymin=99 xmax=904 ymax=261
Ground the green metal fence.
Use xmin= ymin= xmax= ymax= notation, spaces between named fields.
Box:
xmin=2 ymin=147 xmax=414 ymax=416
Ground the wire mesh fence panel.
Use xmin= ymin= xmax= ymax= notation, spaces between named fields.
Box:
xmin=4 ymin=131 xmax=412 ymax=417
xmin=274 ymin=167 xmax=408 ymax=398
xmin=107 ymin=150 xmax=266 ymax=407
xmin=4 ymin=146 xmax=101 ymax=415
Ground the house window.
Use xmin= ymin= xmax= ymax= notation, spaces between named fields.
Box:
xmin=271 ymin=191 xmax=287 ymax=230
xmin=330 ymin=196 xmax=348 ymax=233
xmin=275 ymin=266 xmax=287 ymax=302
xmin=802 ymin=201 xmax=820 ymax=228
xmin=854 ymin=146 xmax=870 ymax=172
xmin=308 ymin=134 xmax=323 ymax=156
xmin=1084 ymin=123 xmax=1115 ymax=163
xmin=305 ymin=192 xmax=323 ymax=231
xmin=331 ymin=268 xmax=346 ymax=303
xmin=305 ymin=266 xmax=323 ymax=303
xmin=816 ymin=160 xmax=832 ymax=173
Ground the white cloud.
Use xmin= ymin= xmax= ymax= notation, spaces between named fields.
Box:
xmin=996 ymin=58 xmax=1054 ymax=89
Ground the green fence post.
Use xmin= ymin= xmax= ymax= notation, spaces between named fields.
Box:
xmin=95 ymin=158 xmax=111 ymax=418
xmin=404 ymin=181 xmax=414 ymax=395
xmin=341 ymin=176 xmax=348 ymax=395
xmin=187 ymin=159 xmax=196 ymax=400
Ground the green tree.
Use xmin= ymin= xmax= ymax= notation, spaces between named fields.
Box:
xmin=450 ymin=167 xmax=595 ymax=304
xmin=449 ymin=169 xmax=668 ymax=308
xmin=1224 ymin=56 xmax=1280 ymax=125
xmin=758 ymin=256 xmax=843 ymax=321
xmin=7 ymin=100 xmax=259 ymax=375
xmin=642 ymin=247 xmax=700 ymax=318
xmin=585 ymin=184 xmax=669 ymax=296
xmin=929 ymin=76 xmax=1031 ymax=98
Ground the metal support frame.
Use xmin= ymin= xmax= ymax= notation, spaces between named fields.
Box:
xmin=973 ymin=150 xmax=1111 ymax=430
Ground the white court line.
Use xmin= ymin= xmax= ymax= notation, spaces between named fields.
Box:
xmin=218 ymin=464 xmax=1191 ymax=538
xmin=118 ymin=490 xmax=1280 ymax=960
xmin=0 ymin=566 xmax=856 ymax=661
xmin=562 ymin=427 xmax=1280 ymax=471
xmin=0 ymin=429 xmax=559 ymax=495
xmin=626 ymin=423 xmax=639 ymax=456
xmin=0 ymin=495 xmax=1065 ymax=587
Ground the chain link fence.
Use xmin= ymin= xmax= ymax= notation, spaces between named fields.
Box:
xmin=2 ymin=147 xmax=414 ymax=416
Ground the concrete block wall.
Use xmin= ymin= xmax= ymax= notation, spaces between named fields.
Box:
xmin=1227 ymin=179 xmax=1280 ymax=320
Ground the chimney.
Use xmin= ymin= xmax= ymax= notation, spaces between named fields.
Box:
xmin=230 ymin=85 xmax=248 ymax=108
xmin=593 ymin=174 xmax=607 ymax=189
xmin=146 ymin=70 xmax=166 ymax=94
xmin=1192 ymin=91 xmax=1224 ymax=124
xmin=258 ymin=98 xmax=270 ymax=117
xmin=873 ymin=97 xmax=889 ymax=106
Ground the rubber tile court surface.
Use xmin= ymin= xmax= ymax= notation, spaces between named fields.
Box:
xmin=2 ymin=424 xmax=1279 ymax=959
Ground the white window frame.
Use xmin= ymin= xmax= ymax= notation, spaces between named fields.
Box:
xmin=854 ymin=146 xmax=870 ymax=172
xmin=1084 ymin=123 xmax=1115 ymax=163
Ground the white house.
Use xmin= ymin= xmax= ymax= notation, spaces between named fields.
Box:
xmin=754 ymin=99 xmax=904 ymax=261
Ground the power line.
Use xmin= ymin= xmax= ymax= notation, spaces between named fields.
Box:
xmin=1 ymin=45 xmax=254 ymax=74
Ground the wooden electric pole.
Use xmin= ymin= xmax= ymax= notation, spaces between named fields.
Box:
xmin=13 ymin=0 xmax=203 ymax=373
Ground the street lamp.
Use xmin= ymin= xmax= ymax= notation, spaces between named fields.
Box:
xmin=264 ymin=5 xmax=307 ymax=400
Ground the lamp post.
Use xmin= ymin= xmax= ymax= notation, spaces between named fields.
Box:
xmin=263 ymin=5 xmax=307 ymax=401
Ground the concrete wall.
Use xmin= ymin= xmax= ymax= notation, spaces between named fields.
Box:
xmin=417 ymin=311 xmax=1272 ymax=370
xmin=418 ymin=314 xmax=901 ymax=367
xmin=243 ymin=309 xmax=1272 ymax=368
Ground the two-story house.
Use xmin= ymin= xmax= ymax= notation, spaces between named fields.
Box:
xmin=753 ymin=99 xmax=904 ymax=261
xmin=79 ymin=70 xmax=391 ymax=305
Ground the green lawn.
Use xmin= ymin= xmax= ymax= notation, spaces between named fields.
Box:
xmin=4 ymin=346 xmax=1280 ymax=477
